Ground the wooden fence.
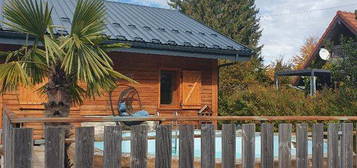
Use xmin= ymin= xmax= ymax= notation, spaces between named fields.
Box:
xmin=2 ymin=111 xmax=357 ymax=168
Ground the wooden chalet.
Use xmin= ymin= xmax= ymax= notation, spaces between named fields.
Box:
xmin=0 ymin=0 xmax=252 ymax=138
xmin=292 ymin=11 xmax=357 ymax=87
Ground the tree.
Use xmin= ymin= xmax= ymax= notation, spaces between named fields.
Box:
xmin=292 ymin=36 xmax=318 ymax=70
xmin=0 ymin=0 xmax=133 ymax=166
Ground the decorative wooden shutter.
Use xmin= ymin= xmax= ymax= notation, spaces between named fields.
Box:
xmin=182 ymin=71 xmax=201 ymax=109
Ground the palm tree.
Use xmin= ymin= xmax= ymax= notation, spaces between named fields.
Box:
xmin=0 ymin=0 xmax=133 ymax=118
xmin=0 ymin=0 xmax=133 ymax=166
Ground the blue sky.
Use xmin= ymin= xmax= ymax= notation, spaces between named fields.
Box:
xmin=113 ymin=0 xmax=357 ymax=65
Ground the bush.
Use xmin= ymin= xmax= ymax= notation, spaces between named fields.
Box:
xmin=219 ymin=85 xmax=357 ymax=117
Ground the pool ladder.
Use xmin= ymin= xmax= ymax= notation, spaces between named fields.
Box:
xmin=172 ymin=111 xmax=178 ymax=153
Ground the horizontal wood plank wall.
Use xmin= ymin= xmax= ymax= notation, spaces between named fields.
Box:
xmin=1 ymin=51 xmax=218 ymax=135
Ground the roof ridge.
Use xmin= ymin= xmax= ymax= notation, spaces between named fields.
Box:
xmin=105 ymin=0 xmax=176 ymax=12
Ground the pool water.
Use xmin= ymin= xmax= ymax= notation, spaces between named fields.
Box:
xmin=95 ymin=131 xmax=328 ymax=159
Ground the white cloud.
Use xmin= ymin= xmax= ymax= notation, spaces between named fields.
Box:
xmin=256 ymin=0 xmax=357 ymax=65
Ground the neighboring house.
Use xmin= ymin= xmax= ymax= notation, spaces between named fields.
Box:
xmin=0 ymin=0 xmax=251 ymax=137
xmin=293 ymin=11 xmax=357 ymax=87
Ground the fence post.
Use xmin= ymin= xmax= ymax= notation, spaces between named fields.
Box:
xmin=156 ymin=125 xmax=172 ymax=168
xmin=279 ymin=123 xmax=292 ymax=168
xmin=312 ymin=123 xmax=324 ymax=168
xmin=3 ymin=111 xmax=13 ymax=168
xmin=201 ymin=124 xmax=215 ymax=168
xmin=341 ymin=123 xmax=353 ymax=168
xmin=328 ymin=123 xmax=339 ymax=168
xmin=131 ymin=125 xmax=148 ymax=168
xmin=104 ymin=126 xmax=122 ymax=168
xmin=75 ymin=127 xmax=95 ymax=168
xmin=222 ymin=124 xmax=236 ymax=168
xmin=296 ymin=124 xmax=308 ymax=168
xmin=45 ymin=127 xmax=65 ymax=168
xmin=242 ymin=124 xmax=255 ymax=168
xmin=13 ymin=128 xmax=33 ymax=168
xmin=179 ymin=125 xmax=194 ymax=168
xmin=261 ymin=123 xmax=274 ymax=168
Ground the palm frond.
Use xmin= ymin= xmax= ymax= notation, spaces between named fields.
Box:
xmin=71 ymin=0 xmax=105 ymax=39
xmin=3 ymin=0 xmax=53 ymax=38
xmin=0 ymin=62 xmax=30 ymax=93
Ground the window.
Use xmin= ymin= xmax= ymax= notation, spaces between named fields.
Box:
xmin=160 ymin=70 xmax=178 ymax=105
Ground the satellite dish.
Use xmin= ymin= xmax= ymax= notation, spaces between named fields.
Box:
xmin=319 ymin=48 xmax=330 ymax=60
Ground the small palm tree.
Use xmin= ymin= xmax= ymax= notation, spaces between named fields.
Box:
xmin=0 ymin=0 xmax=133 ymax=118
xmin=1 ymin=0 xmax=134 ymax=166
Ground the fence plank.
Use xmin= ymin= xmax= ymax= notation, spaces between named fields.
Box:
xmin=328 ymin=123 xmax=339 ymax=168
xmin=201 ymin=124 xmax=215 ymax=168
xmin=242 ymin=124 xmax=255 ymax=168
xmin=45 ymin=127 xmax=65 ymax=168
xmin=156 ymin=125 xmax=172 ymax=168
xmin=261 ymin=123 xmax=274 ymax=168
xmin=222 ymin=124 xmax=236 ymax=168
xmin=179 ymin=125 xmax=194 ymax=168
xmin=104 ymin=126 xmax=122 ymax=168
xmin=296 ymin=124 xmax=308 ymax=168
xmin=279 ymin=123 xmax=292 ymax=168
xmin=13 ymin=128 xmax=33 ymax=168
xmin=312 ymin=123 xmax=324 ymax=168
xmin=341 ymin=123 xmax=353 ymax=168
xmin=3 ymin=111 xmax=13 ymax=168
xmin=131 ymin=125 xmax=148 ymax=168
xmin=75 ymin=127 xmax=95 ymax=168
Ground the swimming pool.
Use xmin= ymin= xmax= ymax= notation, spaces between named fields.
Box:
xmin=94 ymin=131 xmax=328 ymax=159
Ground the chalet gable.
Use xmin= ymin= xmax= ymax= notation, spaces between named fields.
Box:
xmin=301 ymin=11 xmax=357 ymax=70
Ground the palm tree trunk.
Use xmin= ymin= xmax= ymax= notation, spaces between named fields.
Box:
xmin=44 ymin=68 xmax=74 ymax=167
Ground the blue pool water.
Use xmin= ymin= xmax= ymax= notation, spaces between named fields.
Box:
xmin=95 ymin=131 xmax=328 ymax=159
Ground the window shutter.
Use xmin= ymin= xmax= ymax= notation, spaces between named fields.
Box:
xmin=182 ymin=71 xmax=201 ymax=109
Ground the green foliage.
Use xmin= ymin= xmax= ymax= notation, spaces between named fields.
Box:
xmin=326 ymin=38 xmax=357 ymax=88
xmin=0 ymin=0 xmax=134 ymax=104
xmin=219 ymin=86 xmax=357 ymax=119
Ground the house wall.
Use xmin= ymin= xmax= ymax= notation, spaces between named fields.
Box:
xmin=1 ymin=50 xmax=218 ymax=139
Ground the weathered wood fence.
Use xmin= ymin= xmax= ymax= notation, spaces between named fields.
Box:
xmin=2 ymin=111 xmax=357 ymax=168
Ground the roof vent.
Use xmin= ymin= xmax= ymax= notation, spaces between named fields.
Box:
xmin=134 ymin=37 xmax=144 ymax=41
xmin=143 ymin=26 xmax=152 ymax=31
xmin=116 ymin=35 xmax=127 ymax=40
xmin=112 ymin=23 xmax=122 ymax=28
xmin=183 ymin=42 xmax=193 ymax=46
xmin=151 ymin=39 xmax=161 ymax=43
xmin=167 ymin=40 xmax=177 ymax=45
xmin=56 ymin=29 xmax=68 ymax=35
xmin=199 ymin=32 xmax=206 ymax=36
xmin=210 ymin=33 xmax=218 ymax=37
xmin=212 ymin=44 xmax=221 ymax=49
xmin=60 ymin=17 xmax=71 ymax=23
xmin=172 ymin=29 xmax=179 ymax=33
xmin=198 ymin=43 xmax=206 ymax=48
xmin=158 ymin=27 xmax=166 ymax=32
xmin=128 ymin=24 xmax=137 ymax=29
xmin=185 ymin=30 xmax=193 ymax=34
xmin=226 ymin=46 xmax=234 ymax=50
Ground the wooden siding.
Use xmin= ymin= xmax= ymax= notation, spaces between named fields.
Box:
xmin=1 ymin=51 xmax=218 ymax=138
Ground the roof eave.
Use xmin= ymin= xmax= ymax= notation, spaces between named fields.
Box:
xmin=0 ymin=30 xmax=252 ymax=61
